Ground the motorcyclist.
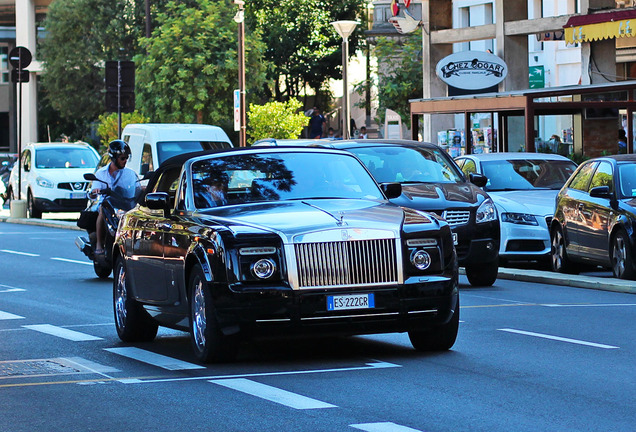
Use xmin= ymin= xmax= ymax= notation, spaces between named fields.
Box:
xmin=89 ymin=140 xmax=139 ymax=258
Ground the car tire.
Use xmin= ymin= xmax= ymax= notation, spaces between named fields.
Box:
xmin=94 ymin=260 xmax=112 ymax=279
xmin=27 ymin=190 xmax=42 ymax=219
xmin=611 ymin=230 xmax=635 ymax=280
xmin=113 ymin=256 xmax=158 ymax=342
xmin=189 ymin=264 xmax=238 ymax=363
xmin=465 ymin=260 xmax=498 ymax=286
xmin=408 ymin=296 xmax=459 ymax=351
xmin=551 ymin=225 xmax=579 ymax=274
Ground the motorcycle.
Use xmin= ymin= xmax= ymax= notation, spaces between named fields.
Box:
xmin=75 ymin=173 xmax=139 ymax=279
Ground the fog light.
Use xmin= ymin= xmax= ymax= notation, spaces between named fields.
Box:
xmin=486 ymin=241 xmax=494 ymax=250
xmin=411 ymin=250 xmax=431 ymax=270
xmin=252 ymin=258 xmax=276 ymax=279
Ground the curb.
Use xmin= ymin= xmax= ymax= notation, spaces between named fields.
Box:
xmin=2 ymin=214 xmax=634 ymax=295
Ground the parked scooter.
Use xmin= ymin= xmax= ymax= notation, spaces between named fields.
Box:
xmin=75 ymin=173 xmax=139 ymax=279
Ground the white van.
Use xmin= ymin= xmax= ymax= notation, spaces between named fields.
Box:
xmin=121 ymin=123 xmax=233 ymax=176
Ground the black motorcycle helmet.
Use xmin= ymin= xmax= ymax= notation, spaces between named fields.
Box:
xmin=107 ymin=139 xmax=132 ymax=160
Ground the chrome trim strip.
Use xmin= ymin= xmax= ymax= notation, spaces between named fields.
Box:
xmin=300 ymin=312 xmax=400 ymax=320
xmin=255 ymin=318 xmax=292 ymax=323
xmin=407 ymin=309 xmax=438 ymax=314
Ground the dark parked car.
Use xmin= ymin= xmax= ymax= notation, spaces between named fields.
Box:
xmin=551 ymin=154 xmax=636 ymax=279
xmin=113 ymin=147 xmax=459 ymax=362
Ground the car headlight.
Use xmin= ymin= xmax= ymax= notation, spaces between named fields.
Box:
xmin=410 ymin=250 xmax=431 ymax=270
xmin=501 ymin=212 xmax=538 ymax=226
xmin=36 ymin=176 xmax=54 ymax=188
xmin=251 ymin=258 xmax=276 ymax=279
xmin=476 ymin=198 xmax=497 ymax=223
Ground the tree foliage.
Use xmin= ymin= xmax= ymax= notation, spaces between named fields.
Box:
xmin=96 ymin=111 xmax=149 ymax=152
xmin=135 ymin=0 xmax=267 ymax=137
xmin=38 ymin=0 xmax=149 ymax=127
xmin=247 ymin=99 xmax=307 ymax=142
xmin=246 ymin=0 xmax=366 ymax=104
xmin=372 ymin=35 xmax=422 ymax=128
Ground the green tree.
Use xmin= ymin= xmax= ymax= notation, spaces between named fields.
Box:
xmin=371 ymin=34 xmax=422 ymax=128
xmin=247 ymin=99 xmax=307 ymax=142
xmin=96 ymin=111 xmax=149 ymax=152
xmin=38 ymin=0 xmax=150 ymax=134
xmin=135 ymin=0 xmax=267 ymax=139
xmin=247 ymin=0 xmax=366 ymax=105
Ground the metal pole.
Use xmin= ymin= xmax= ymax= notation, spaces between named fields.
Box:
xmin=145 ymin=0 xmax=151 ymax=38
xmin=342 ymin=37 xmax=350 ymax=140
xmin=117 ymin=61 xmax=122 ymax=138
xmin=17 ymin=75 xmax=22 ymax=200
xmin=238 ymin=13 xmax=246 ymax=147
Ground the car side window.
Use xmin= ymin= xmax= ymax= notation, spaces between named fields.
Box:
xmin=176 ymin=172 xmax=187 ymax=211
xmin=23 ymin=150 xmax=31 ymax=172
xmin=589 ymin=161 xmax=613 ymax=192
xmin=141 ymin=143 xmax=153 ymax=173
xmin=568 ymin=162 xmax=597 ymax=191
xmin=460 ymin=159 xmax=477 ymax=176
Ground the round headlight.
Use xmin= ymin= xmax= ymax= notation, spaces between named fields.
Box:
xmin=251 ymin=258 xmax=276 ymax=279
xmin=411 ymin=250 xmax=431 ymax=270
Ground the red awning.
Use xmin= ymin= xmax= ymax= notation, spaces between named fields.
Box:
xmin=564 ymin=9 xmax=636 ymax=28
xmin=564 ymin=9 xmax=636 ymax=43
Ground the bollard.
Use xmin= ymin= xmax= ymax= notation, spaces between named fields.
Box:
xmin=10 ymin=199 xmax=27 ymax=218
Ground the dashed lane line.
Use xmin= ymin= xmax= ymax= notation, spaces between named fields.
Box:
xmin=210 ymin=378 xmax=337 ymax=409
xmin=51 ymin=257 xmax=92 ymax=266
xmin=351 ymin=422 xmax=423 ymax=432
xmin=23 ymin=324 xmax=103 ymax=341
xmin=498 ymin=328 xmax=619 ymax=349
xmin=0 ymin=311 xmax=24 ymax=320
xmin=104 ymin=347 xmax=205 ymax=371
xmin=0 ymin=249 xmax=38 ymax=257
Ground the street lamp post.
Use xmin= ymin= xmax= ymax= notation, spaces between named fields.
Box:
xmin=331 ymin=20 xmax=359 ymax=140
xmin=234 ymin=0 xmax=246 ymax=147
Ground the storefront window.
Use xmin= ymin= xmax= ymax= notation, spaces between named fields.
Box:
xmin=0 ymin=45 xmax=8 ymax=84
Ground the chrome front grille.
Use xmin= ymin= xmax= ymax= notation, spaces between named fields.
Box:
xmin=442 ymin=210 xmax=471 ymax=226
xmin=58 ymin=182 xmax=89 ymax=191
xmin=294 ymin=238 xmax=398 ymax=288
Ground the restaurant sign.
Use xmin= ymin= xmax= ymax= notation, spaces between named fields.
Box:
xmin=436 ymin=51 xmax=508 ymax=90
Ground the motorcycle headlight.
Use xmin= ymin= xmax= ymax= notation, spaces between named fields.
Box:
xmin=476 ymin=198 xmax=497 ymax=223
xmin=36 ymin=176 xmax=54 ymax=188
xmin=501 ymin=212 xmax=538 ymax=226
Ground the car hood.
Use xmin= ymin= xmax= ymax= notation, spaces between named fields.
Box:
xmin=33 ymin=167 xmax=96 ymax=183
xmin=389 ymin=182 xmax=487 ymax=211
xmin=196 ymin=199 xmax=438 ymax=243
xmin=489 ymin=189 xmax=558 ymax=216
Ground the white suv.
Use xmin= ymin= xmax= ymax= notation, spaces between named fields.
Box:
xmin=8 ymin=142 xmax=100 ymax=218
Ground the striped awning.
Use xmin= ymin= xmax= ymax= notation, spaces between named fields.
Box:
xmin=564 ymin=9 xmax=636 ymax=43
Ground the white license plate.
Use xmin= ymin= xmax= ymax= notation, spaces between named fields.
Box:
xmin=327 ymin=293 xmax=374 ymax=311
xmin=70 ymin=192 xmax=86 ymax=199
xmin=452 ymin=232 xmax=458 ymax=245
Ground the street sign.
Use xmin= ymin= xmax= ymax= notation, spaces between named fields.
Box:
xmin=105 ymin=60 xmax=135 ymax=92
xmin=105 ymin=92 xmax=135 ymax=113
xmin=9 ymin=46 xmax=32 ymax=69
xmin=234 ymin=89 xmax=240 ymax=132
xmin=11 ymin=69 xmax=29 ymax=83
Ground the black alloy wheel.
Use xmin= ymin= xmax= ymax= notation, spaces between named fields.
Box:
xmin=612 ymin=230 xmax=635 ymax=280
xmin=113 ymin=256 xmax=158 ymax=342
xmin=189 ymin=264 xmax=237 ymax=363
xmin=27 ymin=190 xmax=42 ymax=219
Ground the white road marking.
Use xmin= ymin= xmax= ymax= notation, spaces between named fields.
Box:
xmin=351 ymin=422 xmax=423 ymax=432
xmin=132 ymin=360 xmax=401 ymax=384
xmin=0 ymin=249 xmax=38 ymax=257
xmin=23 ymin=324 xmax=103 ymax=341
xmin=104 ymin=347 xmax=205 ymax=370
xmin=0 ymin=284 xmax=25 ymax=293
xmin=542 ymin=303 xmax=636 ymax=307
xmin=51 ymin=257 xmax=92 ymax=265
xmin=498 ymin=328 xmax=619 ymax=349
xmin=62 ymin=356 xmax=121 ymax=374
xmin=210 ymin=378 xmax=337 ymax=409
xmin=0 ymin=310 xmax=24 ymax=320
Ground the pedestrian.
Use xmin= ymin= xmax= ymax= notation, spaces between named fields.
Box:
xmin=359 ymin=126 xmax=368 ymax=139
xmin=308 ymin=107 xmax=326 ymax=139
xmin=618 ymin=129 xmax=627 ymax=154
xmin=327 ymin=127 xmax=336 ymax=139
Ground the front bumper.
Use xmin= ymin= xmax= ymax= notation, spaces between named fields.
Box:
xmin=499 ymin=216 xmax=551 ymax=260
xmin=212 ymin=275 xmax=458 ymax=339
xmin=34 ymin=197 xmax=88 ymax=212
xmin=454 ymin=220 xmax=500 ymax=266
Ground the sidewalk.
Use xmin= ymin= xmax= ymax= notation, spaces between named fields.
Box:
xmin=1 ymin=206 xmax=634 ymax=294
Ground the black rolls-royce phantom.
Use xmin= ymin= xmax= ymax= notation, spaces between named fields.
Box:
xmin=113 ymin=146 xmax=459 ymax=362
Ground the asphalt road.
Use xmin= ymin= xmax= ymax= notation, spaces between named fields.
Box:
xmin=1 ymin=221 xmax=635 ymax=432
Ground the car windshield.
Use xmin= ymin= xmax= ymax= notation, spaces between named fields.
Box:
xmin=191 ymin=151 xmax=384 ymax=208
xmin=618 ymin=162 xmax=636 ymax=199
xmin=35 ymin=148 xmax=98 ymax=169
xmin=349 ymin=146 xmax=464 ymax=184
xmin=481 ymin=159 xmax=577 ymax=191
xmin=157 ymin=141 xmax=231 ymax=165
